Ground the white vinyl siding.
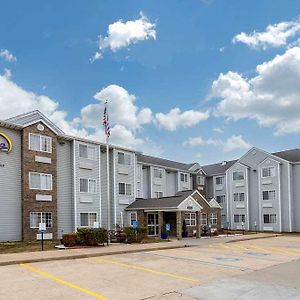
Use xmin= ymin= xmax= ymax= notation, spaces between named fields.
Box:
xmin=118 ymin=183 xmax=132 ymax=195
xmin=184 ymin=213 xmax=196 ymax=226
xmin=29 ymin=133 xmax=52 ymax=153
xmin=261 ymin=166 xmax=275 ymax=178
xmin=233 ymin=171 xmax=244 ymax=181
xmin=79 ymin=178 xmax=97 ymax=193
xmin=29 ymin=172 xmax=52 ymax=190
xmin=118 ymin=152 xmax=131 ymax=165
xmin=30 ymin=212 xmax=52 ymax=228
xmin=79 ymin=144 xmax=96 ymax=160
xmin=80 ymin=213 xmax=97 ymax=227
xmin=262 ymin=190 xmax=276 ymax=201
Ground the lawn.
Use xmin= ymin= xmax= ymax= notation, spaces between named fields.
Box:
xmin=0 ymin=241 xmax=59 ymax=254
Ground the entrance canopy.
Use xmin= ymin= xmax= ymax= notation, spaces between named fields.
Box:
xmin=126 ymin=190 xmax=203 ymax=212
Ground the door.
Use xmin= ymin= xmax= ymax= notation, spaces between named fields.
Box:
xmin=147 ymin=213 xmax=159 ymax=236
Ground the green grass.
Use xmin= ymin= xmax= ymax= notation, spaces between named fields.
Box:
xmin=0 ymin=241 xmax=59 ymax=254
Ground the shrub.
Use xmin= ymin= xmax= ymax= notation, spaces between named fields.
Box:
xmin=62 ymin=233 xmax=77 ymax=247
xmin=124 ymin=226 xmax=148 ymax=243
xmin=76 ymin=228 xmax=108 ymax=246
xmin=212 ymin=229 xmax=219 ymax=236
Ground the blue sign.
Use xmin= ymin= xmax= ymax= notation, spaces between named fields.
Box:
xmin=132 ymin=221 xmax=138 ymax=229
xmin=165 ymin=223 xmax=171 ymax=231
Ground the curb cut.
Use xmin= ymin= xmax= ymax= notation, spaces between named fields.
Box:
xmin=0 ymin=244 xmax=188 ymax=267
xmin=225 ymin=234 xmax=280 ymax=244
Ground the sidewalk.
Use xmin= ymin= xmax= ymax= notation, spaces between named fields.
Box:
xmin=0 ymin=233 xmax=278 ymax=266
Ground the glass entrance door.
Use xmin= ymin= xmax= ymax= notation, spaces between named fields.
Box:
xmin=147 ymin=213 xmax=159 ymax=236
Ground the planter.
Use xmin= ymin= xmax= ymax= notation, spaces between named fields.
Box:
xmin=161 ymin=233 xmax=168 ymax=240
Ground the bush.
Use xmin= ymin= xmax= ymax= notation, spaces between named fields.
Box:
xmin=62 ymin=233 xmax=77 ymax=247
xmin=124 ymin=226 xmax=148 ymax=243
xmin=76 ymin=228 xmax=108 ymax=246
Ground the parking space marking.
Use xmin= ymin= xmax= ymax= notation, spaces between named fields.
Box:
xmin=20 ymin=263 xmax=107 ymax=300
xmin=91 ymin=257 xmax=199 ymax=282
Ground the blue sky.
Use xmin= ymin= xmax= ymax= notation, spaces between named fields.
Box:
xmin=1 ymin=0 xmax=300 ymax=164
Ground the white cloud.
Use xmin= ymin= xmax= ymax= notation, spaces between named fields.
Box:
xmin=213 ymin=127 xmax=223 ymax=133
xmin=155 ymin=108 xmax=209 ymax=131
xmin=89 ymin=51 xmax=103 ymax=63
xmin=93 ymin=12 xmax=156 ymax=59
xmin=212 ymin=46 xmax=300 ymax=135
xmin=0 ymin=49 xmax=17 ymax=62
xmin=81 ymin=84 xmax=153 ymax=129
xmin=183 ymin=135 xmax=250 ymax=152
xmin=233 ymin=16 xmax=300 ymax=50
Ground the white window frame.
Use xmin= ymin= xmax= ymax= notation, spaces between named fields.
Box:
xmin=197 ymin=176 xmax=205 ymax=185
xmin=29 ymin=172 xmax=52 ymax=191
xmin=154 ymin=168 xmax=163 ymax=179
xmin=29 ymin=212 xmax=52 ymax=228
xmin=200 ymin=213 xmax=207 ymax=225
xmin=263 ymin=214 xmax=277 ymax=224
xmin=118 ymin=182 xmax=132 ymax=196
xmin=233 ymin=192 xmax=245 ymax=202
xmin=78 ymin=143 xmax=96 ymax=160
xmin=29 ymin=133 xmax=52 ymax=153
xmin=262 ymin=190 xmax=276 ymax=201
xmin=130 ymin=212 xmax=137 ymax=226
xmin=234 ymin=214 xmax=245 ymax=223
xmin=79 ymin=178 xmax=97 ymax=193
xmin=184 ymin=213 xmax=196 ymax=226
xmin=180 ymin=173 xmax=188 ymax=183
xmin=79 ymin=212 xmax=97 ymax=227
xmin=261 ymin=166 xmax=275 ymax=178
xmin=118 ymin=152 xmax=131 ymax=165
xmin=210 ymin=213 xmax=218 ymax=225
xmin=233 ymin=171 xmax=244 ymax=181
xmin=216 ymin=195 xmax=225 ymax=204
xmin=154 ymin=191 xmax=163 ymax=198
xmin=215 ymin=176 xmax=224 ymax=185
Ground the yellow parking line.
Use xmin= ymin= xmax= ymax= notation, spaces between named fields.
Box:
xmin=20 ymin=263 xmax=107 ymax=300
xmin=91 ymin=257 xmax=199 ymax=282
xmin=266 ymin=246 xmax=300 ymax=257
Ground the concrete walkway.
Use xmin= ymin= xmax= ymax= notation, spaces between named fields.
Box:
xmin=0 ymin=233 xmax=278 ymax=266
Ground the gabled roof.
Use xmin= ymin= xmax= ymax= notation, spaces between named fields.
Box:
xmin=209 ymin=198 xmax=222 ymax=209
xmin=6 ymin=110 xmax=64 ymax=135
xmin=272 ymin=149 xmax=300 ymax=163
xmin=126 ymin=190 xmax=195 ymax=210
xmin=201 ymin=159 xmax=237 ymax=176
xmin=137 ymin=153 xmax=199 ymax=172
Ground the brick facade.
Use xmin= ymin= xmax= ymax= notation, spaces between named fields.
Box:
xmin=22 ymin=122 xmax=57 ymax=241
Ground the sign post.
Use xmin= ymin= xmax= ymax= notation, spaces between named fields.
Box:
xmin=132 ymin=221 xmax=138 ymax=242
xmin=38 ymin=223 xmax=46 ymax=251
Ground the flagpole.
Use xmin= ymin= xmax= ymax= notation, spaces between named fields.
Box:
xmin=105 ymin=100 xmax=111 ymax=231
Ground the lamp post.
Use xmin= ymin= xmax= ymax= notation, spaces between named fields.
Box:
xmin=241 ymin=221 xmax=245 ymax=235
xmin=254 ymin=220 xmax=257 ymax=234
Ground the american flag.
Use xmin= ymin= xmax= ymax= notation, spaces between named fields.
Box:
xmin=103 ymin=101 xmax=111 ymax=138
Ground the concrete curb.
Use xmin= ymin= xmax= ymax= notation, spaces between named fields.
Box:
xmin=0 ymin=244 xmax=189 ymax=267
xmin=225 ymin=234 xmax=281 ymax=244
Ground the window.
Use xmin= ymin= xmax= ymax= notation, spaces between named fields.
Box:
xmin=136 ymin=182 xmax=142 ymax=198
xmin=118 ymin=152 xmax=131 ymax=165
xmin=29 ymin=134 xmax=52 ymax=153
xmin=197 ymin=176 xmax=205 ymax=185
xmin=30 ymin=212 xmax=52 ymax=228
xmin=233 ymin=192 xmax=245 ymax=202
xmin=200 ymin=213 xmax=207 ymax=225
xmin=29 ymin=172 xmax=52 ymax=190
xmin=154 ymin=168 xmax=163 ymax=179
xmin=233 ymin=171 xmax=244 ymax=181
xmin=80 ymin=213 xmax=97 ymax=227
xmin=79 ymin=144 xmax=96 ymax=160
xmin=262 ymin=190 xmax=275 ymax=201
xmin=180 ymin=173 xmax=188 ymax=182
xmin=118 ymin=183 xmax=132 ymax=195
xmin=262 ymin=166 xmax=275 ymax=178
xmin=130 ymin=212 xmax=137 ymax=226
xmin=216 ymin=195 xmax=225 ymax=204
xmin=216 ymin=176 xmax=224 ymax=185
xmin=79 ymin=178 xmax=97 ymax=193
xmin=221 ymin=214 xmax=227 ymax=224
xmin=263 ymin=214 xmax=277 ymax=224
xmin=184 ymin=213 xmax=196 ymax=226
xmin=154 ymin=191 xmax=163 ymax=198
xmin=234 ymin=214 xmax=245 ymax=223
xmin=210 ymin=213 xmax=218 ymax=225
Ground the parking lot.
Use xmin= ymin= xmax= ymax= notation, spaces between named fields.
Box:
xmin=1 ymin=236 xmax=300 ymax=299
